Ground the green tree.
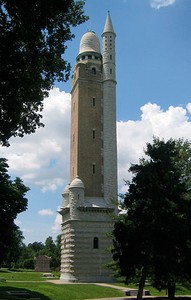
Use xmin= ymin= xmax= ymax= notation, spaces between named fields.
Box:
xmin=22 ymin=258 xmax=35 ymax=270
xmin=19 ymin=244 xmax=35 ymax=269
xmin=0 ymin=158 xmax=29 ymax=265
xmin=38 ymin=236 xmax=61 ymax=270
xmin=0 ymin=0 xmax=88 ymax=146
xmin=3 ymin=225 xmax=25 ymax=269
xmin=18 ymin=235 xmax=61 ymax=270
xmin=112 ymin=138 xmax=191 ymax=300
xmin=20 ymin=244 xmax=35 ymax=261
xmin=43 ymin=236 xmax=57 ymax=269
xmin=28 ymin=241 xmax=45 ymax=254
xmin=54 ymin=234 xmax=61 ymax=270
xmin=44 ymin=236 xmax=56 ymax=255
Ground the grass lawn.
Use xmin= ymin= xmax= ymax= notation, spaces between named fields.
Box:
xmin=1 ymin=269 xmax=191 ymax=299
xmin=0 ymin=269 xmax=123 ymax=299
xmin=0 ymin=282 xmax=124 ymax=300
xmin=0 ymin=269 xmax=59 ymax=281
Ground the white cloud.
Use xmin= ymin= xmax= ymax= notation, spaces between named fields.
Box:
xmin=38 ymin=209 xmax=54 ymax=216
xmin=186 ymin=103 xmax=191 ymax=113
xmin=1 ymin=87 xmax=191 ymax=198
xmin=0 ymin=87 xmax=71 ymax=192
xmin=150 ymin=0 xmax=176 ymax=9
xmin=117 ymin=102 xmax=191 ymax=193
xmin=51 ymin=211 xmax=62 ymax=233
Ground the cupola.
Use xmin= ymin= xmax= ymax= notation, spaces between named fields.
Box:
xmin=79 ymin=31 xmax=101 ymax=55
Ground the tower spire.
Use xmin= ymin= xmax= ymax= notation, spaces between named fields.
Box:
xmin=103 ymin=10 xmax=115 ymax=34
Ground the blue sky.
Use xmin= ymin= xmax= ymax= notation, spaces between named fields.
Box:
xmin=1 ymin=0 xmax=191 ymax=244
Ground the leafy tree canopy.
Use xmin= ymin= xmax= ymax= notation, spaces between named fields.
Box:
xmin=0 ymin=0 xmax=88 ymax=146
xmin=17 ymin=235 xmax=61 ymax=270
xmin=4 ymin=224 xmax=25 ymax=269
xmin=0 ymin=158 xmax=29 ymax=265
xmin=112 ymin=138 xmax=191 ymax=300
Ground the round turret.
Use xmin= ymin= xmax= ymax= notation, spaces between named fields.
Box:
xmin=62 ymin=184 xmax=70 ymax=195
xmin=62 ymin=184 xmax=70 ymax=207
xmin=69 ymin=176 xmax=85 ymax=219
xmin=70 ymin=176 xmax=85 ymax=189
xmin=79 ymin=31 xmax=100 ymax=55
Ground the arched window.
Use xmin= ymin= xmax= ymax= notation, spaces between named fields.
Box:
xmin=92 ymin=67 xmax=96 ymax=74
xmin=92 ymin=163 xmax=96 ymax=174
xmin=92 ymin=129 xmax=96 ymax=139
xmin=93 ymin=237 xmax=99 ymax=249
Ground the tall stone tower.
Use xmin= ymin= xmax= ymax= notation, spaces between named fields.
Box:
xmin=60 ymin=12 xmax=117 ymax=283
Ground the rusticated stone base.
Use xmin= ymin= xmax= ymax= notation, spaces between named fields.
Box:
xmin=60 ymin=209 xmax=115 ymax=283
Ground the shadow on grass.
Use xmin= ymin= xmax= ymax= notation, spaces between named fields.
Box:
xmin=0 ymin=286 xmax=50 ymax=300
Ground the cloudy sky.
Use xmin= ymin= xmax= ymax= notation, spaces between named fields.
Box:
xmin=1 ymin=0 xmax=191 ymax=244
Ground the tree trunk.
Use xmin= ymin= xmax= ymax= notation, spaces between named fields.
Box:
xmin=167 ymin=281 xmax=175 ymax=300
xmin=137 ymin=266 xmax=147 ymax=300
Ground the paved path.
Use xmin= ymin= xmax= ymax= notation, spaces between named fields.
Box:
xmin=86 ymin=283 xmax=129 ymax=299
xmin=49 ymin=280 xmax=127 ymax=290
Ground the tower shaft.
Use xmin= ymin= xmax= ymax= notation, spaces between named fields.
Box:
xmin=102 ymin=12 xmax=117 ymax=202
xmin=70 ymin=57 xmax=103 ymax=197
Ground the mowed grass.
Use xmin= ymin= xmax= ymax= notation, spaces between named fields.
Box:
xmin=0 ymin=270 xmax=124 ymax=299
xmin=3 ymin=269 xmax=191 ymax=299
xmin=0 ymin=282 xmax=124 ymax=300
xmin=0 ymin=269 xmax=56 ymax=281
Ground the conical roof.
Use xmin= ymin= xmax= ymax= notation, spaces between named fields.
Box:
xmin=79 ymin=31 xmax=100 ymax=54
xmin=102 ymin=11 xmax=115 ymax=34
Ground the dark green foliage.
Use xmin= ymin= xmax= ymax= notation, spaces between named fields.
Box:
xmin=18 ymin=235 xmax=61 ymax=270
xmin=112 ymin=138 xmax=191 ymax=300
xmin=28 ymin=242 xmax=45 ymax=254
xmin=5 ymin=225 xmax=25 ymax=269
xmin=39 ymin=236 xmax=61 ymax=270
xmin=0 ymin=0 xmax=88 ymax=145
xmin=18 ymin=242 xmax=45 ymax=269
xmin=0 ymin=158 xmax=29 ymax=266
xmin=22 ymin=258 xmax=35 ymax=270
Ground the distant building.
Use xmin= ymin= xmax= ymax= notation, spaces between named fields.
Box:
xmin=35 ymin=255 xmax=51 ymax=272
xmin=59 ymin=12 xmax=117 ymax=283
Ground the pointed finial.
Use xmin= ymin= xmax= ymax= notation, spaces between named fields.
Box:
xmin=102 ymin=10 xmax=115 ymax=35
